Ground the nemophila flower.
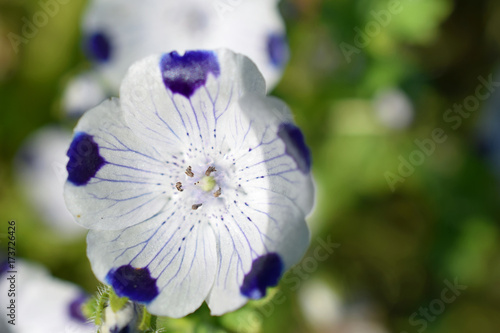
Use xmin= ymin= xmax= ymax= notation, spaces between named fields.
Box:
xmin=62 ymin=71 xmax=109 ymax=119
xmin=0 ymin=260 xmax=94 ymax=333
xmin=63 ymin=0 xmax=289 ymax=116
xmin=373 ymin=88 xmax=414 ymax=130
xmin=100 ymin=302 xmax=139 ymax=333
xmin=64 ymin=49 xmax=314 ymax=317
xmin=14 ymin=126 xmax=86 ymax=237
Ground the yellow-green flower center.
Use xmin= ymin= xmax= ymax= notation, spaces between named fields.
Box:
xmin=199 ymin=176 xmax=216 ymax=192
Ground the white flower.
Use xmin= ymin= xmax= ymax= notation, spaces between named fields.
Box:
xmin=100 ymin=302 xmax=139 ymax=333
xmin=0 ymin=260 xmax=94 ymax=333
xmin=64 ymin=0 xmax=289 ymax=116
xmin=62 ymin=71 xmax=109 ymax=119
xmin=373 ymin=88 xmax=414 ymax=130
xmin=298 ymin=279 xmax=390 ymax=333
xmin=64 ymin=49 xmax=314 ymax=317
xmin=298 ymin=279 xmax=343 ymax=329
xmin=14 ymin=126 xmax=87 ymax=237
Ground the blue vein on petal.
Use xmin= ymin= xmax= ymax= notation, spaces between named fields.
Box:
xmin=106 ymin=265 xmax=158 ymax=303
xmin=67 ymin=132 xmax=107 ymax=186
xmin=277 ymin=123 xmax=311 ymax=173
xmin=240 ymin=253 xmax=283 ymax=299
xmin=159 ymin=50 xmax=220 ymax=98
xmin=84 ymin=31 xmax=111 ymax=63
xmin=68 ymin=293 xmax=89 ymax=323
xmin=267 ymin=33 xmax=289 ymax=68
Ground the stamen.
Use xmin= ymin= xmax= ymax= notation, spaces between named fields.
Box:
xmin=205 ymin=166 xmax=216 ymax=176
xmin=192 ymin=203 xmax=202 ymax=210
xmin=214 ymin=187 xmax=221 ymax=197
xmin=185 ymin=166 xmax=194 ymax=177
xmin=175 ymin=182 xmax=183 ymax=192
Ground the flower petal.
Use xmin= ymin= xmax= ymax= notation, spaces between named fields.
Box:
xmin=227 ymin=92 xmax=315 ymax=216
xmin=87 ymin=207 xmax=217 ymax=318
xmin=64 ymin=98 xmax=178 ymax=230
xmin=160 ymin=50 xmax=220 ymax=99
xmin=240 ymin=252 xmax=283 ymax=299
xmin=204 ymin=88 xmax=313 ymax=314
xmin=206 ymin=195 xmax=310 ymax=315
xmin=84 ymin=31 xmax=112 ymax=63
xmin=120 ymin=49 xmax=265 ymax=157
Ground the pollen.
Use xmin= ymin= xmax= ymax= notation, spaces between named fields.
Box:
xmin=205 ymin=166 xmax=216 ymax=176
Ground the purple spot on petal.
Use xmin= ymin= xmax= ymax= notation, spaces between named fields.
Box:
xmin=267 ymin=33 xmax=289 ymax=68
xmin=67 ymin=132 xmax=106 ymax=186
xmin=18 ymin=146 xmax=36 ymax=166
xmin=241 ymin=253 xmax=283 ymax=299
xmin=106 ymin=265 xmax=158 ymax=303
xmin=0 ymin=260 xmax=8 ymax=276
xmin=278 ymin=123 xmax=311 ymax=173
xmin=68 ymin=294 xmax=88 ymax=323
xmin=84 ymin=32 xmax=111 ymax=62
xmin=159 ymin=50 xmax=220 ymax=98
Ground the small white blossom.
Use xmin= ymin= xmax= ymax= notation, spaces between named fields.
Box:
xmin=373 ymin=88 xmax=414 ymax=130
xmin=64 ymin=49 xmax=314 ymax=317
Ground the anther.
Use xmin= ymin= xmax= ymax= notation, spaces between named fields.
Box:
xmin=192 ymin=203 xmax=202 ymax=210
xmin=205 ymin=166 xmax=216 ymax=176
xmin=175 ymin=182 xmax=183 ymax=192
xmin=185 ymin=166 xmax=194 ymax=177
xmin=214 ymin=187 xmax=221 ymax=197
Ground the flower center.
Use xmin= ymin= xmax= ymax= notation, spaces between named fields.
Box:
xmin=199 ymin=176 xmax=216 ymax=192
xmin=175 ymin=165 xmax=222 ymax=210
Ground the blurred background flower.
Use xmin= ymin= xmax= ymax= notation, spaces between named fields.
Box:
xmin=63 ymin=0 xmax=289 ymax=116
xmin=1 ymin=0 xmax=500 ymax=332
xmin=0 ymin=260 xmax=94 ymax=333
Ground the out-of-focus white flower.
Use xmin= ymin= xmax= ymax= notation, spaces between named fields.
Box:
xmin=63 ymin=49 xmax=314 ymax=317
xmin=297 ymin=278 xmax=390 ymax=333
xmin=0 ymin=260 xmax=94 ymax=333
xmin=298 ymin=279 xmax=343 ymax=329
xmin=100 ymin=302 xmax=139 ymax=333
xmin=62 ymin=71 xmax=109 ymax=119
xmin=64 ymin=0 xmax=289 ymax=116
xmin=373 ymin=88 xmax=414 ymax=130
xmin=14 ymin=126 xmax=86 ymax=237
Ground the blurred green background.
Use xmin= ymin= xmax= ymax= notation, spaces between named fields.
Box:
xmin=1 ymin=0 xmax=500 ymax=332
